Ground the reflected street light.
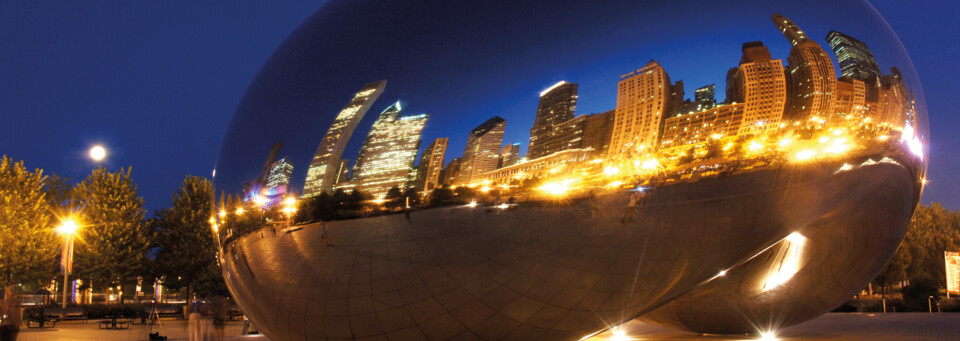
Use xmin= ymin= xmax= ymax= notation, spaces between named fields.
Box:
xmin=56 ymin=218 xmax=80 ymax=315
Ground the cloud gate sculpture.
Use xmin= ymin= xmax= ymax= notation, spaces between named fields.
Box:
xmin=213 ymin=1 xmax=928 ymax=339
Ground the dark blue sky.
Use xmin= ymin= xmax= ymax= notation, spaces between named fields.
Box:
xmin=1 ymin=1 xmax=956 ymax=212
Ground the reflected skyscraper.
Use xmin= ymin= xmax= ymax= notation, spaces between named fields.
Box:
xmin=265 ymin=157 xmax=294 ymax=190
xmin=826 ymin=31 xmax=881 ymax=92
xmin=528 ymin=81 xmax=578 ymax=159
xmin=353 ymin=102 xmax=429 ymax=198
xmin=302 ymin=80 xmax=386 ymax=198
xmin=727 ymin=41 xmax=786 ymax=135
xmin=833 ymin=76 xmax=867 ymax=123
xmin=417 ymin=137 xmax=448 ymax=191
xmin=441 ymin=157 xmax=462 ymax=186
xmin=773 ymin=14 xmax=836 ymax=122
xmin=610 ymin=60 xmax=671 ymax=156
xmin=458 ymin=116 xmax=506 ymax=185
xmin=499 ymin=143 xmax=520 ymax=168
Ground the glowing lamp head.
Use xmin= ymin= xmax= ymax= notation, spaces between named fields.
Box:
xmin=89 ymin=145 xmax=107 ymax=162
xmin=236 ymin=207 xmax=245 ymax=215
xmin=284 ymin=197 xmax=297 ymax=207
xmin=57 ymin=219 xmax=79 ymax=236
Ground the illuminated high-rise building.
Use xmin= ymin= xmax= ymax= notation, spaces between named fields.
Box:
xmin=353 ymin=102 xmax=429 ymax=198
xmin=302 ymin=80 xmax=386 ymax=198
xmin=826 ymin=30 xmax=881 ymax=100
xmin=442 ymin=157 xmax=462 ymax=186
xmin=694 ymin=84 xmax=715 ymax=105
xmin=265 ymin=157 xmax=294 ymax=190
xmin=458 ymin=116 xmax=506 ymax=185
xmin=832 ymin=76 xmax=866 ymax=124
xmin=773 ymin=14 xmax=836 ymax=122
xmin=727 ymin=41 xmax=787 ymax=135
xmin=609 ymin=60 xmax=671 ymax=157
xmin=416 ymin=138 xmax=448 ymax=191
xmin=528 ymin=81 xmax=577 ymax=159
xmin=660 ymin=103 xmax=745 ymax=152
xmin=263 ymin=157 xmax=294 ymax=205
xmin=499 ymin=143 xmax=520 ymax=168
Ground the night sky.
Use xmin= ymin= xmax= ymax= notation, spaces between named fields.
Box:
xmin=2 ymin=0 xmax=957 ymax=212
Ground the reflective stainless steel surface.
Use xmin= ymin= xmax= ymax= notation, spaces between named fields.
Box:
xmin=213 ymin=1 xmax=928 ymax=339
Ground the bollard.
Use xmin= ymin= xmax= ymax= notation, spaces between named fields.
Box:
xmin=882 ymin=298 xmax=886 ymax=313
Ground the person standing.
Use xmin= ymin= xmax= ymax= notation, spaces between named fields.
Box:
xmin=321 ymin=221 xmax=331 ymax=246
xmin=210 ymin=297 xmax=227 ymax=341
xmin=187 ymin=301 xmax=202 ymax=341
xmin=621 ymin=188 xmax=649 ymax=223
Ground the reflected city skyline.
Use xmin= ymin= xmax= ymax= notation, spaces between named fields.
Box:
xmin=227 ymin=13 xmax=923 ymax=205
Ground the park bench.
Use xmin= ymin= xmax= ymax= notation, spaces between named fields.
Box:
xmin=42 ymin=306 xmax=88 ymax=323
xmin=153 ymin=305 xmax=183 ymax=320
xmin=98 ymin=315 xmax=131 ymax=329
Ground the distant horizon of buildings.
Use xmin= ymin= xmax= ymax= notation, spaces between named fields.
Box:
xmin=240 ymin=13 xmax=915 ymax=202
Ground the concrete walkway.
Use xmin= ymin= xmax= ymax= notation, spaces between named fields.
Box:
xmin=18 ymin=319 xmax=267 ymax=341
xmin=16 ymin=313 xmax=960 ymax=340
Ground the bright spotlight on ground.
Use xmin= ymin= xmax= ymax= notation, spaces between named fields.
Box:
xmin=89 ymin=145 xmax=106 ymax=161
xmin=758 ymin=331 xmax=779 ymax=341
xmin=609 ymin=326 xmax=632 ymax=341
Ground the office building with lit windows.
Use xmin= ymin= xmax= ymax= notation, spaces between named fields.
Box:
xmin=660 ymin=103 xmax=745 ymax=152
xmin=726 ymin=41 xmax=786 ymax=135
xmin=826 ymin=31 xmax=881 ymax=98
xmin=441 ymin=157 xmax=462 ymax=186
xmin=417 ymin=138 xmax=448 ymax=191
xmin=499 ymin=143 xmax=520 ymax=168
xmin=609 ymin=60 xmax=672 ymax=156
xmin=528 ymin=81 xmax=577 ymax=159
xmin=302 ymin=80 xmax=386 ymax=198
xmin=773 ymin=14 xmax=836 ymax=122
xmin=833 ymin=76 xmax=866 ymax=124
xmin=352 ymin=102 xmax=429 ymax=198
xmin=458 ymin=116 xmax=506 ymax=185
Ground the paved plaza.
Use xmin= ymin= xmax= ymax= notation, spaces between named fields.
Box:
xmin=16 ymin=313 xmax=960 ymax=340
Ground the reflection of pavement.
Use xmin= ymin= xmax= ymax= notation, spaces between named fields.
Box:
xmin=18 ymin=319 xmax=266 ymax=341
xmin=20 ymin=313 xmax=958 ymax=340
xmin=586 ymin=313 xmax=960 ymax=340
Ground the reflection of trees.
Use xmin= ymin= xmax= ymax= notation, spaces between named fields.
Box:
xmin=872 ymin=203 xmax=960 ymax=299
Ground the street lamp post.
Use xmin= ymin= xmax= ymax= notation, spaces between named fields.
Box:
xmin=56 ymin=219 xmax=79 ymax=316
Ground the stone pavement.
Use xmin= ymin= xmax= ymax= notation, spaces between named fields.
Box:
xmin=17 ymin=318 xmax=268 ymax=341
xmin=16 ymin=313 xmax=960 ymax=340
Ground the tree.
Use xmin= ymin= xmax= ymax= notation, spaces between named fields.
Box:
xmin=72 ymin=167 xmax=150 ymax=302
xmin=0 ymin=156 xmax=57 ymax=288
xmin=345 ymin=190 xmax=367 ymax=212
xmin=153 ymin=175 xmax=222 ymax=297
xmin=402 ymin=187 xmax=421 ymax=207
xmin=384 ymin=186 xmax=403 ymax=208
xmin=43 ymin=172 xmax=74 ymax=210
xmin=903 ymin=203 xmax=960 ymax=286
xmin=428 ymin=186 xmax=454 ymax=207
